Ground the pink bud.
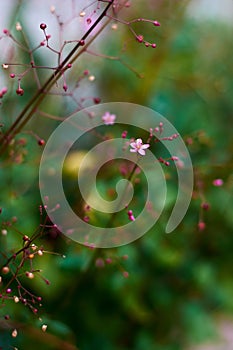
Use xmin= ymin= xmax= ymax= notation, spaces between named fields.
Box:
xmin=83 ymin=216 xmax=89 ymax=223
xmin=212 ymin=179 xmax=223 ymax=187
xmin=40 ymin=23 xmax=47 ymax=30
xmin=16 ymin=87 xmax=24 ymax=96
xmin=122 ymin=271 xmax=129 ymax=278
xmin=93 ymin=97 xmax=101 ymax=104
xmin=201 ymin=202 xmax=210 ymax=211
xmin=38 ymin=139 xmax=45 ymax=146
xmin=198 ymin=221 xmax=206 ymax=231
xmin=122 ymin=130 xmax=128 ymax=139
xmin=136 ymin=35 xmax=144 ymax=43
xmin=105 ymin=258 xmax=112 ymax=264
xmin=1 ymin=87 xmax=7 ymax=94
xmin=129 ymin=215 xmax=135 ymax=221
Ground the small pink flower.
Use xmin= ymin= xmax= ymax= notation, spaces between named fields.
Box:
xmin=102 ymin=112 xmax=116 ymax=125
xmin=213 ymin=179 xmax=223 ymax=187
xmin=130 ymin=138 xmax=150 ymax=156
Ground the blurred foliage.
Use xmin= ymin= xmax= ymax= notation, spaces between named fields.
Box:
xmin=1 ymin=1 xmax=233 ymax=350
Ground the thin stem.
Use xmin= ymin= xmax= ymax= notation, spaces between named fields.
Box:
xmin=0 ymin=1 xmax=114 ymax=156
xmin=105 ymin=159 xmax=139 ymax=228
xmin=74 ymin=159 xmax=140 ymax=274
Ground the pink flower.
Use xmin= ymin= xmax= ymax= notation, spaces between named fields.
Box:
xmin=102 ymin=112 xmax=116 ymax=125
xmin=212 ymin=178 xmax=223 ymax=187
xmin=130 ymin=138 xmax=150 ymax=156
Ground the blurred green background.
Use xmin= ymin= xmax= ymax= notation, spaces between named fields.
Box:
xmin=0 ymin=1 xmax=233 ymax=349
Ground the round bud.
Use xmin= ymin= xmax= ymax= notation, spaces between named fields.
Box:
xmin=122 ymin=254 xmax=128 ymax=260
xmin=38 ymin=139 xmax=45 ymax=146
xmin=12 ymin=329 xmax=18 ymax=338
xmin=136 ymin=35 xmax=144 ymax=43
xmin=40 ymin=23 xmax=47 ymax=30
xmin=122 ymin=271 xmax=129 ymax=278
xmin=83 ymin=216 xmax=89 ymax=223
xmin=198 ymin=221 xmax=206 ymax=231
xmin=26 ymin=271 xmax=34 ymax=279
xmin=14 ymin=296 xmax=19 ymax=303
xmin=16 ymin=87 xmax=24 ymax=96
xmin=201 ymin=202 xmax=210 ymax=211
xmin=95 ymin=258 xmax=105 ymax=268
xmin=93 ymin=97 xmax=101 ymax=104
xmin=2 ymin=266 xmax=10 ymax=274
xmin=1 ymin=87 xmax=7 ymax=95
xmin=42 ymin=324 xmax=47 ymax=332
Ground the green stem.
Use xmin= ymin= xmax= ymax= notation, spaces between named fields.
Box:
xmin=105 ymin=159 xmax=139 ymax=228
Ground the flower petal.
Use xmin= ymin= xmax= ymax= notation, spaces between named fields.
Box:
xmin=138 ymin=149 xmax=146 ymax=156
xmin=130 ymin=142 xmax=136 ymax=148
xmin=141 ymin=144 xmax=150 ymax=150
